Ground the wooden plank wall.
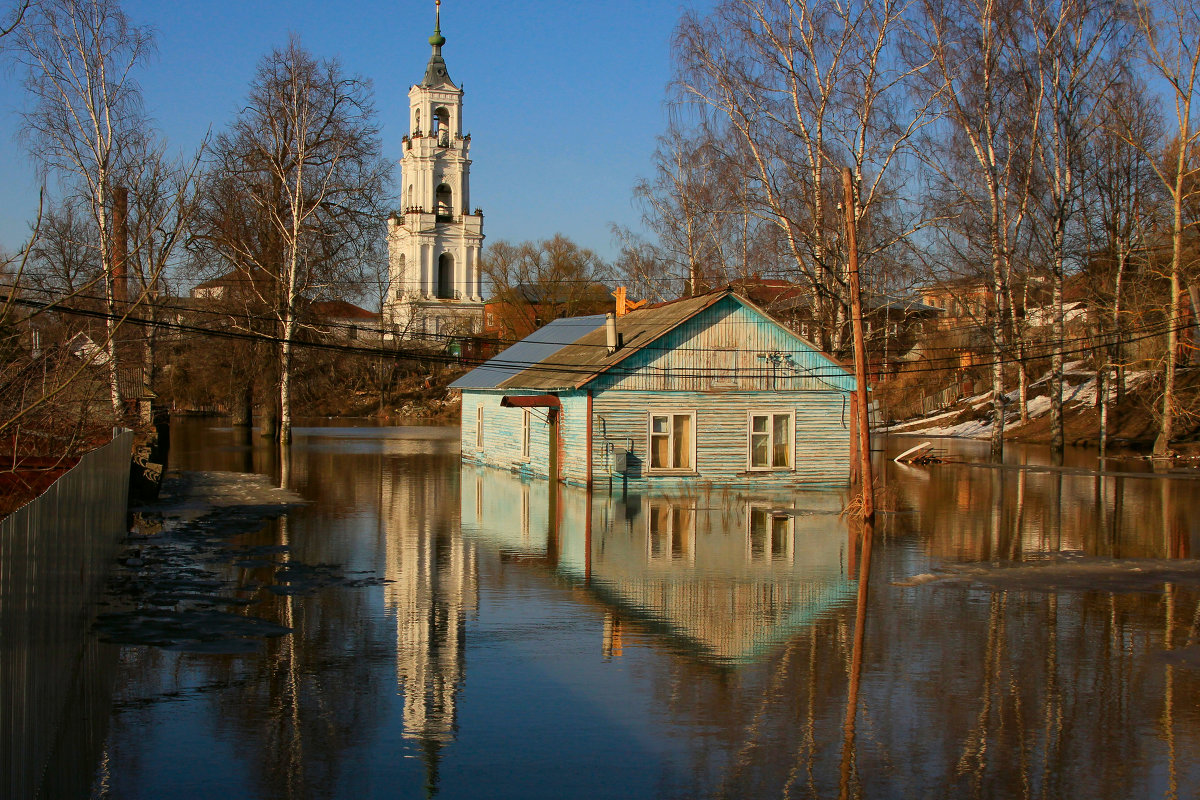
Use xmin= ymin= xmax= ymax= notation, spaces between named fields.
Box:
xmin=593 ymin=298 xmax=855 ymax=395
xmin=458 ymin=390 xmax=590 ymax=485
xmin=593 ymin=389 xmax=852 ymax=488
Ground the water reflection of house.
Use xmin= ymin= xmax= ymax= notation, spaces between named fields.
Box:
xmin=452 ymin=288 xmax=858 ymax=490
xmin=460 ymin=466 xmax=855 ymax=664
xmin=382 ymin=458 xmax=478 ymax=747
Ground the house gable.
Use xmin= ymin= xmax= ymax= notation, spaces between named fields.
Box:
xmin=587 ymin=295 xmax=855 ymax=394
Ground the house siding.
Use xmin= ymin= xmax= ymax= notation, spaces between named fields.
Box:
xmin=459 ymin=293 xmax=854 ymax=489
xmin=458 ymin=389 xmax=590 ymax=485
xmin=592 ymin=390 xmax=851 ymax=489
xmin=589 ymin=298 xmax=855 ymax=395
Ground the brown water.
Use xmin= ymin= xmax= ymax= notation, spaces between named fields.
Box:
xmin=77 ymin=420 xmax=1200 ymax=798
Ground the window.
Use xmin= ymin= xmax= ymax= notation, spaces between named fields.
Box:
xmin=521 ymin=409 xmax=531 ymax=459
xmin=648 ymin=412 xmax=694 ymax=471
xmin=748 ymin=506 xmax=793 ymax=561
xmin=748 ymin=412 xmax=793 ymax=470
xmin=647 ymin=501 xmax=696 ymax=562
xmin=436 ymin=183 xmax=453 ymax=218
xmin=475 ymin=405 xmax=484 ymax=449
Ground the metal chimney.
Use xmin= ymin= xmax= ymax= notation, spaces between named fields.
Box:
xmin=606 ymin=312 xmax=618 ymax=355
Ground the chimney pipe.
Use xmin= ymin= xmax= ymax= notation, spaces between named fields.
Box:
xmin=606 ymin=312 xmax=618 ymax=355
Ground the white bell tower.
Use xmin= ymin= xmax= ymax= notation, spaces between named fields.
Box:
xmin=384 ymin=0 xmax=484 ymax=339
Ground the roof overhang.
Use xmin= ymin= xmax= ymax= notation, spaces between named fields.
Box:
xmin=500 ymin=394 xmax=561 ymax=409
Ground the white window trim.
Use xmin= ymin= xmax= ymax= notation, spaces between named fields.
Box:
xmin=746 ymin=410 xmax=796 ymax=472
xmin=475 ymin=405 xmax=484 ymax=450
xmin=645 ymin=410 xmax=698 ymax=474
xmin=746 ymin=504 xmax=795 ymax=562
xmin=520 ymin=409 xmax=532 ymax=461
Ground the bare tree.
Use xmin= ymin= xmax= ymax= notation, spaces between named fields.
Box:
xmin=917 ymin=0 xmax=1043 ymax=461
xmin=15 ymin=0 xmax=154 ymax=418
xmin=629 ymin=125 xmax=765 ymax=296
xmin=675 ymin=0 xmax=937 ymax=354
xmin=1087 ymin=69 xmax=1161 ymax=454
xmin=0 ymin=0 xmax=27 ymax=39
xmin=192 ymin=36 xmax=390 ymax=445
xmin=1126 ymin=0 xmax=1200 ymax=455
xmin=480 ymin=235 xmax=610 ymax=340
xmin=1025 ymin=0 xmax=1126 ymax=457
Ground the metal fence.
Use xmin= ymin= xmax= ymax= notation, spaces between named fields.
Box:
xmin=1 ymin=430 xmax=132 ymax=799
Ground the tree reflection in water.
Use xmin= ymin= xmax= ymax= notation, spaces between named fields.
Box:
xmin=86 ymin=423 xmax=1200 ymax=798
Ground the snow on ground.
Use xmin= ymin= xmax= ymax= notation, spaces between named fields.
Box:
xmin=888 ymin=365 xmax=1152 ymax=440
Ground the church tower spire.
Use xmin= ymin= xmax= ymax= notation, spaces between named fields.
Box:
xmin=384 ymin=0 xmax=485 ymax=340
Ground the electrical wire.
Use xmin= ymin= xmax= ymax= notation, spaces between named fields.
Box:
xmin=5 ymin=293 xmax=1193 ymax=383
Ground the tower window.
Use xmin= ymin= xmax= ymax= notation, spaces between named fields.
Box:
xmin=437 ymin=253 xmax=454 ymax=299
xmin=436 ymin=184 xmax=453 ymax=219
xmin=433 ymin=106 xmax=450 ymax=146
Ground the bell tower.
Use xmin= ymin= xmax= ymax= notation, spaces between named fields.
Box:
xmin=384 ymin=0 xmax=485 ymax=339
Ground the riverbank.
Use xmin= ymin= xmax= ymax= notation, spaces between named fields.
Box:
xmin=888 ymin=364 xmax=1200 ymax=453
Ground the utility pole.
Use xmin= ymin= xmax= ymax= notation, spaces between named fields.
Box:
xmin=843 ymin=167 xmax=874 ymax=521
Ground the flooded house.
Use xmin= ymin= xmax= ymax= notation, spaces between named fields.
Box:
xmin=450 ymin=288 xmax=857 ymax=489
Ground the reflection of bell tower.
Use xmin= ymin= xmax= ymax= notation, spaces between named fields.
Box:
xmin=381 ymin=448 xmax=478 ymax=790
xmin=384 ymin=0 xmax=485 ymax=339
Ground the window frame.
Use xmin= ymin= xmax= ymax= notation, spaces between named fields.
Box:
xmin=746 ymin=410 xmax=796 ymax=472
xmin=645 ymin=410 xmax=698 ymax=474
xmin=520 ymin=408 xmax=531 ymax=460
xmin=475 ymin=404 xmax=484 ymax=450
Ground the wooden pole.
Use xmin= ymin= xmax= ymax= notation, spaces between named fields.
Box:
xmin=843 ymin=168 xmax=875 ymax=521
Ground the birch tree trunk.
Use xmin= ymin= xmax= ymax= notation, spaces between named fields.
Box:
xmin=16 ymin=0 xmax=153 ymax=421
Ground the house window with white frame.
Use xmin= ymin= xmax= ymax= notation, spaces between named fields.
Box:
xmin=648 ymin=411 xmax=695 ymax=471
xmin=748 ymin=411 xmax=793 ymax=469
xmin=475 ymin=405 xmax=484 ymax=450
xmin=748 ymin=505 xmax=794 ymax=561
xmin=521 ymin=409 xmax=531 ymax=459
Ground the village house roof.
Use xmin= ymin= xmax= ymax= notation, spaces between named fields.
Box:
xmin=503 ymin=292 xmax=726 ymax=391
xmin=453 ymin=288 xmax=849 ymax=393
xmin=309 ymin=300 xmax=377 ymax=321
xmin=451 ymin=314 xmax=608 ymax=389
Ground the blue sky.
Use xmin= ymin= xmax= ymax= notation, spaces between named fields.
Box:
xmin=0 ymin=0 xmax=716 ymax=267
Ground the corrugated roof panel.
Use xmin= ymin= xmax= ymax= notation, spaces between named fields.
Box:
xmin=449 ymin=315 xmax=608 ymax=389
xmin=499 ymin=293 xmax=723 ymax=390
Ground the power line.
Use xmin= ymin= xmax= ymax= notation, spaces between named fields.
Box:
xmin=6 ymin=294 xmax=1195 ymax=384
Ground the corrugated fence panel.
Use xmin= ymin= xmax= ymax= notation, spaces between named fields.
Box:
xmin=0 ymin=430 xmax=131 ymax=800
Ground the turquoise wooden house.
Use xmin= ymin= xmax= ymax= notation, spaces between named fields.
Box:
xmin=449 ymin=289 xmax=857 ymax=489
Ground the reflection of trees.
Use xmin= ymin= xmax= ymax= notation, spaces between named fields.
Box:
xmin=891 ymin=462 xmax=1198 ymax=560
xmin=100 ymin=432 xmax=467 ymax=798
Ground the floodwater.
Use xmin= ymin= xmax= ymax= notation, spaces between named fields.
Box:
xmin=73 ymin=420 xmax=1200 ymax=798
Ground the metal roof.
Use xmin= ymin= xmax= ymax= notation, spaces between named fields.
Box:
xmin=498 ymin=292 xmax=726 ymax=391
xmin=448 ymin=315 xmax=608 ymax=390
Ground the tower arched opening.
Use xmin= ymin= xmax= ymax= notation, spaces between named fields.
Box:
xmin=435 ymin=184 xmax=453 ymax=220
xmin=434 ymin=106 xmax=450 ymax=146
xmin=437 ymin=253 xmax=455 ymax=299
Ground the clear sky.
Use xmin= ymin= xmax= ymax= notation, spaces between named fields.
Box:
xmin=0 ymin=0 xmax=716 ymax=268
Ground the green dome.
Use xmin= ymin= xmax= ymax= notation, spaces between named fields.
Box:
xmin=429 ymin=31 xmax=445 ymax=47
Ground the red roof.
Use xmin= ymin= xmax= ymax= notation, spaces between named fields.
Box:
xmin=310 ymin=300 xmax=377 ymax=320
